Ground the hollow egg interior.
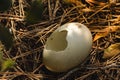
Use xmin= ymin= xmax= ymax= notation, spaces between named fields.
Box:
xmin=46 ymin=30 xmax=68 ymax=52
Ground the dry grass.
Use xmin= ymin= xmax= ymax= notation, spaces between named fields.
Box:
xmin=0 ymin=0 xmax=120 ymax=80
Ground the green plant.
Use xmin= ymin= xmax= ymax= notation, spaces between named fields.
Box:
xmin=0 ymin=0 xmax=13 ymax=12
xmin=25 ymin=0 xmax=44 ymax=24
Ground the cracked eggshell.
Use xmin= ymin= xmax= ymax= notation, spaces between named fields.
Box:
xmin=43 ymin=22 xmax=92 ymax=72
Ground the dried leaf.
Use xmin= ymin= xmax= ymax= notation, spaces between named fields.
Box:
xmin=103 ymin=43 xmax=120 ymax=59
xmin=85 ymin=0 xmax=106 ymax=6
xmin=93 ymin=32 xmax=109 ymax=42
xmin=82 ymin=8 xmax=94 ymax=12
xmin=93 ymin=27 xmax=120 ymax=41
xmin=63 ymin=0 xmax=83 ymax=5
xmin=108 ymin=27 xmax=120 ymax=32
xmin=63 ymin=0 xmax=78 ymax=4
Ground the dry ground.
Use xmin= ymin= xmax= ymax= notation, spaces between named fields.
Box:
xmin=0 ymin=0 xmax=120 ymax=80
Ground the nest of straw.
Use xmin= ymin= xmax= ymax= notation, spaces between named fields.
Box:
xmin=0 ymin=0 xmax=120 ymax=80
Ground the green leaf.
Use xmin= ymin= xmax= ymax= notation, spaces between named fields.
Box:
xmin=1 ymin=59 xmax=15 ymax=71
xmin=0 ymin=50 xmax=3 ymax=62
xmin=0 ymin=24 xmax=13 ymax=50
xmin=0 ymin=41 xmax=5 ymax=63
xmin=25 ymin=0 xmax=44 ymax=24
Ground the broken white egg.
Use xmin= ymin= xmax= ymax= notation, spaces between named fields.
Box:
xmin=43 ymin=22 xmax=92 ymax=72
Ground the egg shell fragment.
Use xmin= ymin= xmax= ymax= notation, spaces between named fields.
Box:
xmin=43 ymin=22 xmax=92 ymax=72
